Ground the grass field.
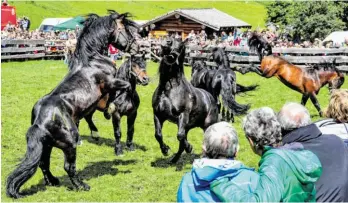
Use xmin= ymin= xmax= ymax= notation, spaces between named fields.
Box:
xmin=2 ymin=59 xmax=347 ymax=202
xmin=10 ymin=1 xmax=267 ymax=30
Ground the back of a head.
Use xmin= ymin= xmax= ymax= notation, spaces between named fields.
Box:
xmin=243 ymin=107 xmax=282 ymax=149
xmin=325 ymin=89 xmax=348 ymax=123
xmin=278 ymin=102 xmax=311 ymax=131
xmin=203 ymin=122 xmax=239 ymax=159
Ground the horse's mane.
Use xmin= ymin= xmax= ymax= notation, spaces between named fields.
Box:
xmin=70 ymin=11 xmax=138 ymax=69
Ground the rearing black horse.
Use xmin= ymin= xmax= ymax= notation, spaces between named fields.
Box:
xmin=152 ymin=37 xmax=219 ymax=163
xmin=6 ymin=11 xmax=139 ymax=198
xmin=84 ymin=54 xmax=149 ymax=156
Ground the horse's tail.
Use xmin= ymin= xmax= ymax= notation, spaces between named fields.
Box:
xmin=6 ymin=124 xmax=45 ymax=199
xmin=248 ymin=32 xmax=272 ymax=61
xmin=220 ymin=76 xmax=250 ymax=115
xmin=236 ymin=83 xmax=259 ymax=94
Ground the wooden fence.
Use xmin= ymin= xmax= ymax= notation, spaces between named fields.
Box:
xmin=2 ymin=40 xmax=348 ymax=72
xmin=186 ymin=45 xmax=348 ymax=72
xmin=1 ymin=39 xmax=66 ymax=60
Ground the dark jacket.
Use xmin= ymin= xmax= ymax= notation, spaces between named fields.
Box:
xmin=282 ymin=124 xmax=348 ymax=202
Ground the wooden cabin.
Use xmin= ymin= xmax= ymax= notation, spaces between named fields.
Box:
xmin=140 ymin=8 xmax=251 ymax=39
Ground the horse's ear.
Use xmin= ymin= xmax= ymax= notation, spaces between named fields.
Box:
xmin=183 ymin=37 xmax=189 ymax=44
xmin=332 ymin=58 xmax=337 ymax=66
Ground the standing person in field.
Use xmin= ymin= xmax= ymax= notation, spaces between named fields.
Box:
xmin=278 ymin=102 xmax=348 ymax=201
xmin=211 ymin=107 xmax=322 ymax=202
xmin=177 ymin=122 xmax=259 ymax=202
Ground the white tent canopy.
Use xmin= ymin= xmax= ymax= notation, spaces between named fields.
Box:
xmin=323 ymin=31 xmax=348 ymax=45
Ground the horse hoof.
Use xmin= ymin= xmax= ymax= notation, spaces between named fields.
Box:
xmin=126 ymin=143 xmax=135 ymax=151
xmin=170 ymin=156 xmax=180 ymax=164
xmin=104 ymin=111 xmax=111 ymax=120
xmin=115 ymin=145 xmax=123 ymax=156
xmin=45 ymin=176 xmax=60 ymax=186
xmin=161 ymin=145 xmax=170 ymax=156
xmin=91 ymin=131 xmax=100 ymax=141
xmin=185 ymin=144 xmax=193 ymax=154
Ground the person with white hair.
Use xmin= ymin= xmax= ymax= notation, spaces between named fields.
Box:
xmin=278 ymin=102 xmax=348 ymax=202
xmin=177 ymin=122 xmax=258 ymax=202
xmin=211 ymin=107 xmax=322 ymax=202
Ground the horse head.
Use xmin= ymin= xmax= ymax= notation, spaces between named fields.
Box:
xmin=126 ymin=53 xmax=149 ymax=86
xmin=326 ymin=58 xmax=345 ymax=91
xmin=191 ymin=59 xmax=206 ymax=76
xmin=160 ymin=36 xmax=187 ymax=66
xmin=108 ymin=10 xmax=140 ymax=55
xmin=248 ymin=32 xmax=272 ymax=61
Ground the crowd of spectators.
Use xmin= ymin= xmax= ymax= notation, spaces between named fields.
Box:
xmin=146 ymin=29 xmax=348 ymax=49
xmin=1 ymin=20 xmax=78 ymax=41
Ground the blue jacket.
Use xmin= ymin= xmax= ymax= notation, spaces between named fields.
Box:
xmin=177 ymin=158 xmax=258 ymax=202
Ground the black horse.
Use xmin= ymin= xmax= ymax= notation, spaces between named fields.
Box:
xmin=191 ymin=60 xmax=250 ymax=122
xmin=211 ymin=47 xmax=258 ymax=93
xmin=152 ymin=37 xmax=219 ymax=163
xmin=6 ymin=11 xmax=139 ymax=198
xmin=85 ymin=54 xmax=149 ymax=155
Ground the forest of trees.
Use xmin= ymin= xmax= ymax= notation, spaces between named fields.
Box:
xmin=265 ymin=1 xmax=347 ymax=42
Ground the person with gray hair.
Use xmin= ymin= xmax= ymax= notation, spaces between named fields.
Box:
xmin=211 ymin=107 xmax=322 ymax=202
xmin=177 ymin=122 xmax=259 ymax=202
xmin=278 ymin=102 xmax=348 ymax=202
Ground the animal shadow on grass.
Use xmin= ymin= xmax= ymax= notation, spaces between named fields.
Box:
xmin=151 ymin=153 xmax=201 ymax=171
xmin=80 ymin=134 xmax=147 ymax=152
xmin=21 ymin=159 xmax=136 ymax=196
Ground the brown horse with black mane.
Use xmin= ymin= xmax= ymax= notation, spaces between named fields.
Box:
xmin=247 ymin=33 xmax=345 ymax=116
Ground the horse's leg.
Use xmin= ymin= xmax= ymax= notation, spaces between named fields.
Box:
xmin=103 ymin=94 xmax=116 ymax=120
xmin=221 ymin=106 xmax=226 ymax=121
xmin=171 ymin=113 xmax=189 ymax=163
xmin=126 ymin=111 xmax=137 ymax=151
xmin=154 ymin=114 xmax=170 ymax=156
xmin=301 ymin=94 xmax=309 ymax=106
xmin=39 ymin=145 xmax=59 ymax=186
xmin=84 ymin=109 xmax=99 ymax=140
xmin=112 ymin=112 xmax=123 ymax=156
xmin=309 ymin=93 xmax=323 ymax=117
xmin=63 ymin=147 xmax=90 ymax=190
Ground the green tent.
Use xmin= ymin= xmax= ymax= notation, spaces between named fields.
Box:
xmin=53 ymin=16 xmax=84 ymax=31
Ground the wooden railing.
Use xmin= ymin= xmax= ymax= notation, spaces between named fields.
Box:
xmin=2 ymin=39 xmax=348 ymax=72
xmin=186 ymin=45 xmax=348 ymax=72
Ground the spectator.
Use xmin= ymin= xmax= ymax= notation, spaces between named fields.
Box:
xmin=212 ymin=32 xmax=218 ymax=40
xmin=200 ymin=30 xmax=207 ymax=41
xmin=315 ymin=89 xmax=348 ymax=145
xmin=227 ymin=32 xmax=233 ymax=44
xmin=175 ymin=32 xmax=181 ymax=40
xmin=278 ymin=102 xmax=348 ymax=202
xmin=211 ymin=107 xmax=322 ymax=202
xmin=22 ymin=17 xmax=29 ymax=31
xmin=177 ymin=122 xmax=258 ymax=202
xmin=220 ymin=31 xmax=228 ymax=42
xmin=188 ymin=30 xmax=195 ymax=41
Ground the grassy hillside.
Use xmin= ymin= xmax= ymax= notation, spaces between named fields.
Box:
xmin=10 ymin=1 xmax=267 ymax=30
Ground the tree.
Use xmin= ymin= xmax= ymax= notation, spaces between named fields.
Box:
xmin=266 ymin=1 xmax=346 ymax=42
xmin=265 ymin=1 xmax=294 ymax=30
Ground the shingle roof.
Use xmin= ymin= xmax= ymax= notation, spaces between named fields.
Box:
xmin=141 ymin=8 xmax=251 ymax=30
